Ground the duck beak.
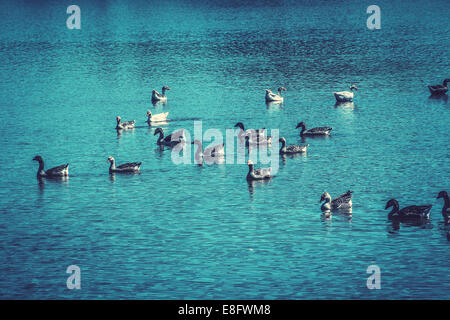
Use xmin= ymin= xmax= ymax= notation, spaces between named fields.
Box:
xmin=384 ymin=203 xmax=390 ymax=210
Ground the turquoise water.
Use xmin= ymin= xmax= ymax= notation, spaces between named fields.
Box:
xmin=0 ymin=0 xmax=449 ymax=299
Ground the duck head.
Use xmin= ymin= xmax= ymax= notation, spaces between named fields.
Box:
xmin=437 ymin=191 xmax=448 ymax=199
xmin=278 ymin=87 xmax=287 ymax=93
xmin=234 ymin=122 xmax=245 ymax=131
xmin=32 ymin=155 xmax=43 ymax=162
xmin=107 ymin=156 xmax=115 ymax=163
xmin=295 ymin=121 xmax=306 ymax=129
xmin=162 ymin=86 xmax=170 ymax=92
xmin=385 ymin=199 xmax=400 ymax=215
xmin=154 ymin=128 xmax=164 ymax=136
xmin=443 ymin=79 xmax=450 ymax=86
xmin=116 ymin=116 xmax=121 ymax=123
xmin=350 ymin=85 xmax=358 ymax=91
xmin=147 ymin=110 xmax=152 ymax=117
xmin=319 ymin=192 xmax=331 ymax=203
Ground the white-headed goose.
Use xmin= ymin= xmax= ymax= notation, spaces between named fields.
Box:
xmin=107 ymin=156 xmax=141 ymax=173
xmin=333 ymin=85 xmax=358 ymax=102
xmin=146 ymin=110 xmax=169 ymax=125
xmin=234 ymin=122 xmax=272 ymax=145
xmin=265 ymin=87 xmax=286 ymax=103
xmin=116 ymin=116 xmax=135 ymax=130
xmin=191 ymin=140 xmax=225 ymax=165
xmin=33 ymin=155 xmax=69 ymax=178
xmin=320 ymin=190 xmax=353 ymax=211
xmin=246 ymin=160 xmax=273 ymax=181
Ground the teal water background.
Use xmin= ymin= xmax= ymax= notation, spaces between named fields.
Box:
xmin=0 ymin=0 xmax=449 ymax=299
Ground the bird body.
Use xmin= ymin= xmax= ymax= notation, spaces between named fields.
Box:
xmin=428 ymin=79 xmax=450 ymax=95
xmin=265 ymin=87 xmax=286 ymax=102
xmin=32 ymin=155 xmax=69 ymax=178
xmin=296 ymin=122 xmax=332 ymax=137
xmin=246 ymin=160 xmax=272 ymax=181
xmin=107 ymin=156 xmax=141 ymax=173
xmin=279 ymin=137 xmax=308 ymax=154
xmin=146 ymin=110 xmax=169 ymax=124
xmin=152 ymin=86 xmax=170 ymax=102
xmin=320 ymin=191 xmax=353 ymax=211
xmin=154 ymin=127 xmax=184 ymax=147
xmin=385 ymin=199 xmax=432 ymax=220
xmin=334 ymin=85 xmax=358 ymax=102
xmin=192 ymin=140 xmax=225 ymax=165
xmin=116 ymin=116 xmax=135 ymax=130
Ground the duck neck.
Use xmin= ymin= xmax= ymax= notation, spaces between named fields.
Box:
xmin=278 ymin=89 xmax=282 ymax=96
xmin=442 ymin=194 xmax=450 ymax=210
xmin=36 ymin=159 xmax=45 ymax=176
xmin=147 ymin=114 xmax=152 ymax=123
xmin=109 ymin=160 xmax=115 ymax=171
xmin=279 ymin=139 xmax=286 ymax=152
xmin=162 ymin=87 xmax=166 ymax=97
xmin=157 ymin=131 xmax=164 ymax=144
xmin=299 ymin=125 xmax=306 ymax=136
xmin=247 ymin=164 xmax=254 ymax=177
xmin=388 ymin=201 xmax=399 ymax=217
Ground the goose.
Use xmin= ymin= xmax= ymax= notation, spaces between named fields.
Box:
xmin=107 ymin=156 xmax=141 ymax=173
xmin=151 ymin=86 xmax=170 ymax=102
xmin=246 ymin=160 xmax=273 ymax=181
xmin=333 ymin=85 xmax=358 ymax=102
xmin=320 ymin=190 xmax=353 ymax=211
xmin=154 ymin=127 xmax=184 ymax=147
xmin=437 ymin=191 xmax=450 ymax=223
xmin=428 ymin=79 xmax=450 ymax=95
xmin=278 ymin=137 xmax=308 ymax=154
xmin=146 ymin=110 xmax=169 ymax=124
xmin=296 ymin=122 xmax=332 ymax=137
xmin=191 ymin=140 xmax=225 ymax=165
xmin=32 ymin=155 xmax=69 ymax=178
xmin=265 ymin=87 xmax=286 ymax=102
xmin=384 ymin=199 xmax=432 ymax=220
xmin=234 ymin=122 xmax=272 ymax=145
xmin=116 ymin=116 xmax=135 ymax=130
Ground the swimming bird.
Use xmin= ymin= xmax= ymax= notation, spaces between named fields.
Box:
xmin=437 ymin=191 xmax=450 ymax=223
xmin=146 ymin=110 xmax=169 ymax=124
xmin=151 ymin=86 xmax=170 ymax=102
xmin=265 ymin=87 xmax=286 ymax=102
xmin=107 ymin=156 xmax=141 ymax=173
xmin=320 ymin=190 xmax=353 ymax=211
xmin=384 ymin=199 xmax=432 ymax=220
xmin=428 ymin=79 xmax=450 ymax=95
xmin=32 ymin=155 xmax=69 ymax=178
xmin=116 ymin=116 xmax=135 ymax=130
xmin=278 ymin=137 xmax=308 ymax=154
xmin=234 ymin=122 xmax=271 ymax=145
xmin=296 ymin=122 xmax=332 ymax=137
xmin=191 ymin=140 xmax=225 ymax=165
xmin=333 ymin=85 xmax=358 ymax=102
xmin=246 ymin=160 xmax=273 ymax=181
xmin=154 ymin=127 xmax=184 ymax=147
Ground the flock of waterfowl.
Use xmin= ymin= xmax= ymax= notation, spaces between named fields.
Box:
xmin=32 ymin=80 xmax=450 ymax=229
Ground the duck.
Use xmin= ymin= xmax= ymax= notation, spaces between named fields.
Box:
xmin=32 ymin=155 xmax=69 ymax=178
xmin=107 ymin=156 xmax=141 ymax=173
xmin=265 ymin=87 xmax=286 ymax=102
xmin=278 ymin=137 xmax=308 ymax=154
xmin=154 ymin=127 xmax=184 ymax=147
xmin=296 ymin=122 xmax=332 ymax=137
xmin=320 ymin=190 xmax=353 ymax=211
xmin=146 ymin=110 xmax=169 ymax=124
xmin=333 ymin=85 xmax=358 ymax=102
xmin=384 ymin=199 xmax=432 ymax=220
xmin=428 ymin=79 xmax=450 ymax=95
xmin=151 ymin=86 xmax=170 ymax=102
xmin=437 ymin=191 xmax=450 ymax=223
xmin=116 ymin=116 xmax=135 ymax=130
xmin=234 ymin=122 xmax=272 ymax=145
xmin=246 ymin=160 xmax=273 ymax=181
xmin=191 ymin=140 xmax=225 ymax=165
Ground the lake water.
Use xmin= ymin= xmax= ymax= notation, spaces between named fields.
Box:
xmin=0 ymin=0 xmax=449 ymax=299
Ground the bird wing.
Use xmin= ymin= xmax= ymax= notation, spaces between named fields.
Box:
xmin=308 ymin=127 xmax=332 ymax=133
xmin=116 ymin=162 xmax=141 ymax=169
xmin=331 ymin=191 xmax=352 ymax=207
xmin=399 ymin=205 xmax=432 ymax=217
xmin=46 ymin=163 xmax=69 ymax=175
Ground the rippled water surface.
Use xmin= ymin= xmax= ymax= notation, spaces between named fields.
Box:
xmin=0 ymin=0 xmax=449 ymax=299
